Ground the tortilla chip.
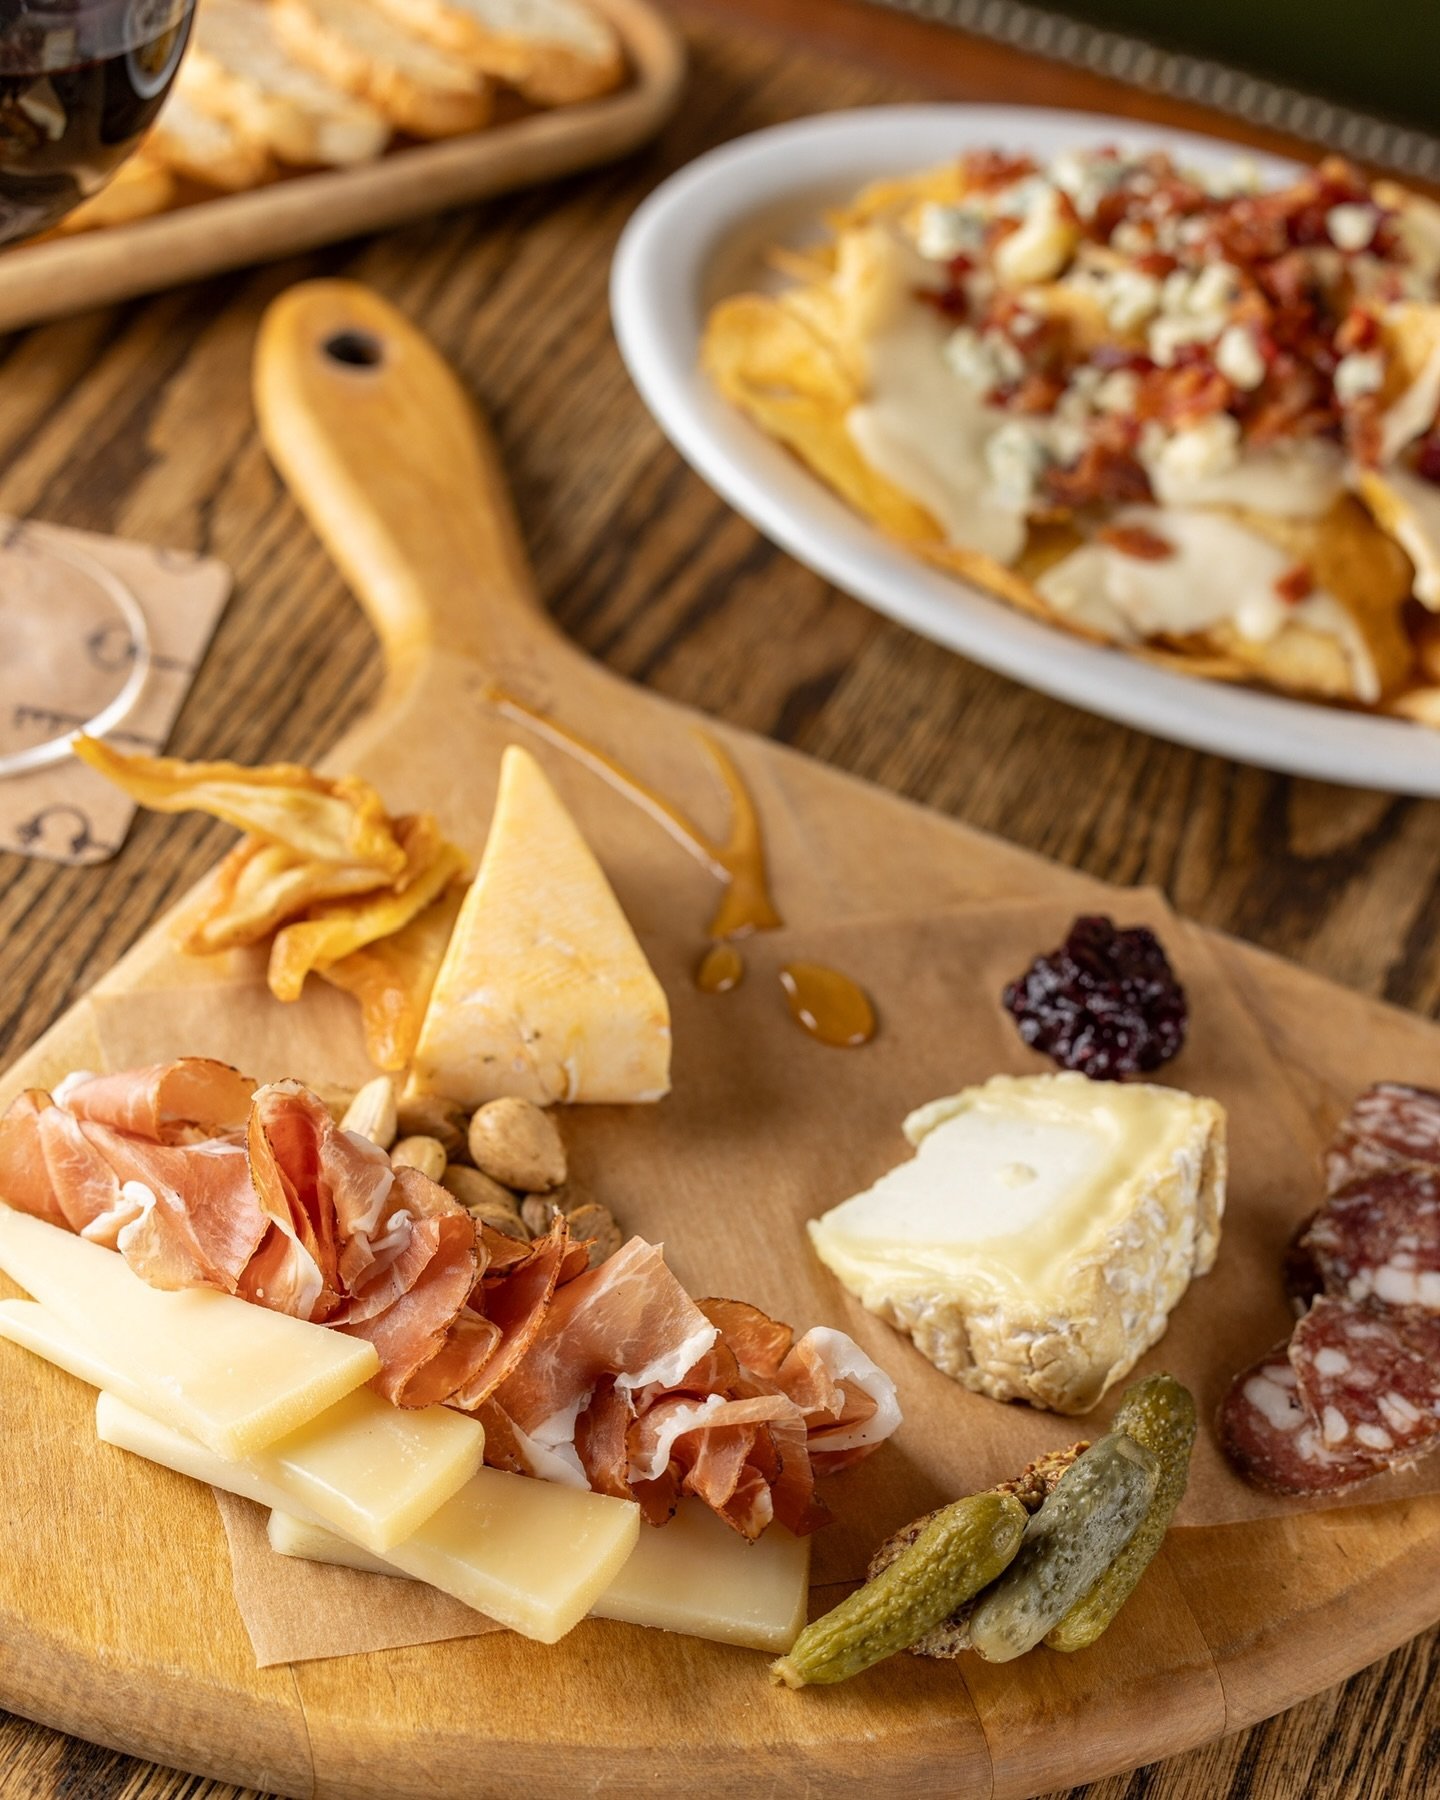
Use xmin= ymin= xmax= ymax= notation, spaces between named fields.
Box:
xmin=267 ymin=814 xmax=469 ymax=1003
xmin=320 ymin=881 xmax=466 ymax=1071
xmin=182 ymin=837 xmax=397 ymax=956
xmin=1385 ymin=685 xmax=1440 ymax=726
xmin=74 ymin=737 xmax=406 ymax=876
xmin=703 ymin=291 xmax=942 ymax=545
xmin=827 ymin=164 xmax=969 ymax=236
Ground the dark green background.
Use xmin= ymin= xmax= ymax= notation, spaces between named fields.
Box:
xmin=1059 ymin=2 xmax=1437 ymax=132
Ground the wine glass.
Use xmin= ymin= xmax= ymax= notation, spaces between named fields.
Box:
xmin=0 ymin=0 xmax=196 ymax=247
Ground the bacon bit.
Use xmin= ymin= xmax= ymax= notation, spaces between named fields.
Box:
xmin=915 ymin=283 xmax=969 ymax=320
xmin=1337 ymin=308 xmax=1380 ymax=355
xmin=1135 ymin=250 xmax=1180 ymax=278
xmin=1044 ymin=434 xmax=1152 ymax=509
xmin=1011 ymin=371 xmax=1065 ymax=415
xmin=1274 ymin=562 xmax=1316 ymax=604
xmin=960 ymin=149 xmax=1037 ymax=193
xmin=1098 ymin=523 xmax=1176 ymax=561
xmin=1416 ymin=434 xmax=1440 ymax=487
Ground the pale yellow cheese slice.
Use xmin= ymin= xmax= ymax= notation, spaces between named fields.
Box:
xmin=0 ymin=1300 xmax=482 ymax=1552
xmin=409 ymin=745 xmax=672 ymax=1108
xmin=269 ymin=1495 xmax=811 ymax=1652
xmin=0 ymin=1207 xmax=377 ymax=1458
xmin=96 ymin=1394 xmax=640 ymax=1644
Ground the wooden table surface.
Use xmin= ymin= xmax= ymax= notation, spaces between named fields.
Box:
xmin=1 ymin=2 xmax=1437 ymax=1796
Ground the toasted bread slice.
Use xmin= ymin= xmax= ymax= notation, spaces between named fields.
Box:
xmin=372 ymin=0 xmax=624 ymax=106
xmin=56 ymin=155 xmax=178 ymax=232
xmin=149 ymin=82 xmax=276 ymax=191
xmin=272 ymin=0 xmax=493 ymax=139
xmin=186 ymin=0 xmax=391 ymax=167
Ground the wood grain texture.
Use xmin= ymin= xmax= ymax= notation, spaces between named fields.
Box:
xmin=1 ymin=2 xmax=1439 ymax=1796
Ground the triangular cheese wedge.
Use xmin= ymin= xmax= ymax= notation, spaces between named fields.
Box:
xmin=409 ymin=746 xmax=671 ymax=1107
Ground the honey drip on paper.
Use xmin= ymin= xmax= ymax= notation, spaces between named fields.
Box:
xmin=696 ymin=941 xmax=744 ymax=994
xmin=489 ymin=688 xmax=875 ymax=1045
xmin=779 ymin=963 xmax=876 ymax=1049
xmin=489 ymin=687 xmax=782 ymax=940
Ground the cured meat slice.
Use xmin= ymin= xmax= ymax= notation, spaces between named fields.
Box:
xmin=1289 ymin=1297 xmax=1440 ymax=1475
xmin=0 ymin=1093 xmax=68 ymax=1228
xmin=449 ymin=1220 xmax=572 ymax=1410
xmin=1325 ymin=1082 xmax=1440 ymax=1191
xmin=95 ymin=1131 xmax=265 ymax=1290
xmin=59 ymin=1060 xmax=254 ymax=1145
xmin=699 ymin=1297 xmax=794 ymax=1378
xmin=1300 ymin=1168 xmax=1440 ymax=1311
xmin=339 ymin=1212 xmax=479 ymax=1406
xmin=1218 ymin=1346 xmax=1359 ymax=1494
xmin=491 ymin=1238 xmax=719 ymax=1439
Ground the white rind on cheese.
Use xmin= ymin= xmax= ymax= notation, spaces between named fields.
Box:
xmin=808 ymin=1072 xmax=1227 ymax=1414
xmin=409 ymin=745 xmax=672 ymax=1109
xmin=96 ymin=1394 xmax=640 ymax=1644
xmin=270 ymin=1496 xmax=811 ymax=1653
xmin=0 ymin=1299 xmax=483 ymax=1552
xmin=0 ymin=1206 xmax=378 ymax=1458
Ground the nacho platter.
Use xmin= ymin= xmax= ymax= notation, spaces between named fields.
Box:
xmin=1 ymin=281 xmax=1439 ymax=1800
xmin=612 ymin=104 xmax=1440 ymax=794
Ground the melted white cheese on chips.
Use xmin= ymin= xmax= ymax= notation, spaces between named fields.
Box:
xmin=842 ymin=230 xmax=1029 ymax=564
xmin=1036 ymin=506 xmax=1380 ymax=701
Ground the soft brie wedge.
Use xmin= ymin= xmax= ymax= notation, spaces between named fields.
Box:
xmin=808 ymin=1072 xmax=1226 ymax=1414
xmin=409 ymin=745 xmax=672 ymax=1108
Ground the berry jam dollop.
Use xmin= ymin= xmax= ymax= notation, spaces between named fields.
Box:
xmin=1002 ymin=915 xmax=1188 ymax=1081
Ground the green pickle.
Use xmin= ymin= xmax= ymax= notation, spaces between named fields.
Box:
xmin=1045 ymin=1373 xmax=1197 ymax=1654
xmin=968 ymin=1432 xmax=1158 ymax=1664
xmin=771 ymin=1491 xmax=1028 ymax=1688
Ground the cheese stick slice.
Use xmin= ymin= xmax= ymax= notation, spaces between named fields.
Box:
xmin=0 ymin=1207 xmax=377 ymax=1459
xmin=97 ymin=1394 xmax=639 ymax=1643
xmin=0 ymin=1299 xmax=482 ymax=1552
xmin=270 ymin=1496 xmax=812 ymax=1652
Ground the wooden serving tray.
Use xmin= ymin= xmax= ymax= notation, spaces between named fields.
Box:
xmin=1 ymin=283 xmax=1438 ymax=1800
xmin=0 ymin=0 xmax=683 ymax=337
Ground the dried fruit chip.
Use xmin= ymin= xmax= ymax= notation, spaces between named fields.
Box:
xmin=74 ymin=736 xmax=406 ymax=874
xmin=320 ymin=882 xmax=466 ymax=1071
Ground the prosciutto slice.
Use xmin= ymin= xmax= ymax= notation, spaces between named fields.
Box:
xmin=0 ymin=1062 xmax=904 ymax=1539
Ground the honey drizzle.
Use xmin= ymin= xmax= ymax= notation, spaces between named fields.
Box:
xmin=779 ymin=963 xmax=877 ymax=1049
xmin=696 ymin=941 xmax=745 ymax=994
xmin=489 ymin=687 xmax=783 ymax=940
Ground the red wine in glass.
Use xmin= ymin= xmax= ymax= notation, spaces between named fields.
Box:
xmin=0 ymin=0 xmax=196 ymax=245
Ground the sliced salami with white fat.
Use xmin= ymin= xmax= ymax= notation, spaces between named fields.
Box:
xmin=1325 ymin=1082 xmax=1440 ymax=1192
xmin=1289 ymin=1297 xmax=1440 ymax=1477
xmin=1218 ymin=1346 xmax=1359 ymax=1495
xmin=1301 ymin=1167 xmax=1440 ymax=1312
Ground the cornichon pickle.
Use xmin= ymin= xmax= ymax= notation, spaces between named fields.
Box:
xmin=967 ymin=1432 xmax=1158 ymax=1664
xmin=771 ymin=1491 xmax=1027 ymax=1688
xmin=1045 ymin=1373 xmax=1197 ymax=1653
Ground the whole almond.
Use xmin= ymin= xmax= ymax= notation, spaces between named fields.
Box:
xmin=391 ymin=1135 xmax=447 ymax=1182
xmin=564 ymin=1200 xmax=623 ymax=1268
xmin=520 ymin=1193 xmax=560 ymax=1237
xmin=395 ymin=1094 xmax=469 ymax=1161
xmin=340 ymin=1075 xmax=398 ymax=1150
xmin=468 ymin=1098 xmax=566 ymax=1192
xmin=442 ymin=1164 xmax=520 ymax=1216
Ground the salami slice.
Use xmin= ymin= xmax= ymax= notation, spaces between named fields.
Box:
xmin=1218 ymin=1346 xmax=1358 ymax=1495
xmin=1282 ymin=1211 xmax=1324 ymax=1311
xmin=1289 ymin=1297 xmax=1440 ymax=1477
xmin=1325 ymin=1082 xmax=1440 ymax=1192
xmin=1300 ymin=1167 xmax=1440 ymax=1311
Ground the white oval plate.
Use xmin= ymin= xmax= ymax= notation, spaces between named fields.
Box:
xmin=611 ymin=104 xmax=1440 ymax=795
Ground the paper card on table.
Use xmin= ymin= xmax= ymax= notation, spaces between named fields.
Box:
xmin=0 ymin=517 xmax=231 ymax=866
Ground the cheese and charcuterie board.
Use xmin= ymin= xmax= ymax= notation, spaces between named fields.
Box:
xmin=2 ymin=280 xmax=1440 ymax=1800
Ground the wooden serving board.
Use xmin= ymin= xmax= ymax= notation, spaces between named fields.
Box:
xmin=0 ymin=0 xmax=683 ymax=337
xmin=2 ymin=282 xmax=1439 ymax=1800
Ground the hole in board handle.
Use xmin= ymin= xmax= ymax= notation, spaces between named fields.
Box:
xmin=323 ymin=329 xmax=384 ymax=369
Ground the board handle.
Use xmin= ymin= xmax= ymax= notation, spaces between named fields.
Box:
xmin=253 ymin=279 xmax=555 ymax=679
